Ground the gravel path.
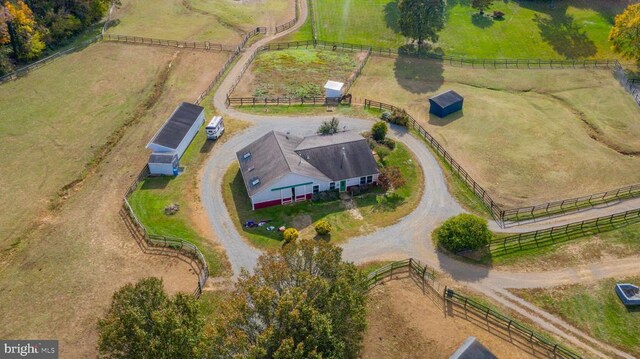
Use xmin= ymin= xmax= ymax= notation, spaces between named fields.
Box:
xmin=199 ymin=4 xmax=640 ymax=357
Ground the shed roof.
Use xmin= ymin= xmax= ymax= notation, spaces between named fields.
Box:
xmin=148 ymin=102 xmax=204 ymax=150
xmin=324 ymin=80 xmax=344 ymax=91
xmin=449 ymin=337 xmax=497 ymax=359
xmin=429 ymin=90 xmax=463 ymax=108
xmin=149 ymin=152 xmax=178 ymax=164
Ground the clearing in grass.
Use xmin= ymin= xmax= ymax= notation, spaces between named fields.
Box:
xmin=108 ymin=0 xmax=294 ymax=43
xmin=351 ymin=56 xmax=640 ymax=208
xmin=312 ymin=0 xmax=623 ymax=59
xmin=511 ymin=276 xmax=640 ymax=357
xmin=222 ymin=142 xmax=423 ymax=249
xmin=232 ymin=48 xmax=363 ymax=98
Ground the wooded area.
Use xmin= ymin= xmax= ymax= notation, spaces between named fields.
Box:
xmin=0 ymin=0 xmax=113 ymax=74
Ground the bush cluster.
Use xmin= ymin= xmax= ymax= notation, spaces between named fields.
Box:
xmin=283 ymin=228 xmax=299 ymax=244
xmin=314 ymin=220 xmax=332 ymax=235
xmin=433 ymin=214 xmax=491 ymax=253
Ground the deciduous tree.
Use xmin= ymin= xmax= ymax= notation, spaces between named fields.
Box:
xmin=371 ymin=121 xmax=388 ymax=142
xmin=433 ymin=213 xmax=492 ymax=253
xmin=3 ymin=0 xmax=45 ymax=60
xmin=211 ymin=239 xmax=367 ymax=359
xmin=378 ymin=166 xmax=405 ymax=191
xmin=609 ymin=4 xmax=640 ymax=62
xmin=398 ymin=0 xmax=446 ymax=46
xmin=97 ymin=278 xmax=207 ymax=359
xmin=471 ymin=0 xmax=493 ymax=15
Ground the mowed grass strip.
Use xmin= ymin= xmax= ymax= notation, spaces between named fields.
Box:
xmin=511 ymin=276 xmax=640 ymax=357
xmin=351 ymin=56 xmax=640 ymax=207
xmin=109 ymin=0 xmax=293 ymax=43
xmin=312 ymin=0 xmax=622 ymax=58
xmin=0 ymin=43 xmax=175 ymax=248
xmin=222 ymin=142 xmax=423 ymax=249
xmin=232 ymin=48 xmax=360 ymax=98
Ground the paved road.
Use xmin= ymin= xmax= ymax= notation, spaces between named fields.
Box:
xmin=199 ymin=4 xmax=639 ymax=357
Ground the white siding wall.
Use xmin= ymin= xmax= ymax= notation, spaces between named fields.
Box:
xmin=251 ymin=173 xmax=329 ymax=204
xmin=175 ymin=110 xmax=205 ymax=158
xmin=148 ymin=162 xmax=175 ymax=176
xmin=146 ymin=143 xmax=173 ymax=154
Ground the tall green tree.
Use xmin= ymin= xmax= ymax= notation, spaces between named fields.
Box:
xmin=211 ymin=239 xmax=367 ymax=359
xmin=397 ymin=0 xmax=447 ymax=46
xmin=609 ymin=3 xmax=640 ymax=62
xmin=471 ymin=0 xmax=493 ymax=15
xmin=97 ymin=277 xmax=207 ymax=359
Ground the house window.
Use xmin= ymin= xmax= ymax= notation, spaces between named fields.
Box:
xmin=313 ymin=185 xmax=319 ymax=194
xmin=329 ymin=182 xmax=335 ymax=190
xmin=360 ymin=177 xmax=366 ymax=185
xmin=366 ymin=175 xmax=373 ymax=184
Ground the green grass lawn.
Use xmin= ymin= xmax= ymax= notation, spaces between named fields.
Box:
xmin=312 ymin=0 xmax=624 ymax=59
xmin=232 ymin=48 xmax=360 ymax=97
xmin=222 ymin=141 xmax=423 ymax=249
xmin=511 ymin=276 xmax=640 ymax=357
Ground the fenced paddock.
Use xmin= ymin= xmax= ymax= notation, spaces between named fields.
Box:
xmin=226 ymin=96 xmax=346 ymax=107
xmin=364 ymin=99 xmax=640 ymax=228
xmin=366 ymin=258 xmax=581 ymax=359
xmin=275 ymin=0 xmax=299 ymax=33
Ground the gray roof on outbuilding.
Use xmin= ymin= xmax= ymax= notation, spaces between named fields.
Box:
xmin=449 ymin=337 xmax=497 ymax=359
xmin=149 ymin=152 xmax=177 ymax=164
xmin=429 ymin=90 xmax=463 ymax=108
xmin=149 ymin=102 xmax=204 ymax=150
xmin=236 ymin=130 xmax=379 ymax=197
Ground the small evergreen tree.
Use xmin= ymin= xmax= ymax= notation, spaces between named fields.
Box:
xmin=317 ymin=117 xmax=340 ymax=135
xmin=371 ymin=121 xmax=388 ymax=142
xmin=433 ymin=214 xmax=492 ymax=253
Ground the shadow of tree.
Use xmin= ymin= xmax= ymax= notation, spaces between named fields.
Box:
xmin=384 ymin=1 xmax=402 ymax=34
xmin=472 ymin=13 xmax=494 ymax=28
xmin=533 ymin=12 xmax=597 ymax=59
xmin=393 ymin=49 xmax=445 ymax=94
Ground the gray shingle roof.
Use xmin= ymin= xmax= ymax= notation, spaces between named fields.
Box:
xmin=149 ymin=102 xmax=204 ymax=150
xmin=429 ymin=90 xmax=463 ymax=108
xmin=236 ymin=130 xmax=379 ymax=197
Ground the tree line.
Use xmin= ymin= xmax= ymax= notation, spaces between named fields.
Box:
xmin=0 ymin=0 xmax=117 ymax=75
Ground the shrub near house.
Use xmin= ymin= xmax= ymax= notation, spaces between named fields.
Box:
xmin=434 ymin=214 xmax=491 ymax=253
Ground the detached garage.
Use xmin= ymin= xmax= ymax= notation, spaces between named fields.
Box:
xmin=429 ymin=90 xmax=464 ymax=118
xmin=146 ymin=102 xmax=205 ymax=176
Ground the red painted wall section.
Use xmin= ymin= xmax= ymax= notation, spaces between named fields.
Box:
xmin=253 ymin=199 xmax=282 ymax=209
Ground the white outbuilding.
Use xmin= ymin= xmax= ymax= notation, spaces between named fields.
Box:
xmin=324 ymin=80 xmax=344 ymax=98
xmin=146 ymin=102 xmax=205 ymax=176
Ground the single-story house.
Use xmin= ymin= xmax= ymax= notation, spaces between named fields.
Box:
xmin=236 ymin=130 xmax=380 ymax=210
xmin=429 ymin=90 xmax=464 ymax=118
xmin=146 ymin=102 xmax=205 ymax=175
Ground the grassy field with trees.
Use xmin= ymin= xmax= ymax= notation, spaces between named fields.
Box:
xmin=351 ymin=56 xmax=640 ymax=207
xmin=232 ymin=48 xmax=362 ymax=97
xmin=107 ymin=0 xmax=294 ymax=43
xmin=511 ymin=276 xmax=640 ymax=357
xmin=311 ymin=0 xmax=625 ymax=59
xmin=222 ymin=141 xmax=423 ymax=249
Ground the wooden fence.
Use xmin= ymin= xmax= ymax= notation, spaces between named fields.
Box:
xmin=342 ymin=48 xmax=371 ymax=93
xmin=103 ymin=34 xmax=231 ymax=51
xmin=275 ymin=0 xmax=299 ymax=33
xmin=491 ymin=207 xmax=640 ymax=255
xmin=366 ymin=258 xmax=581 ymax=359
xmin=226 ymin=96 xmax=346 ymax=106
xmin=364 ymin=99 xmax=640 ymax=227
xmin=122 ymin=165 xmax=209 ymax=298
xmin=613 ymin=61 xmax=640 ymax=106
xmin=364 ymin=99 xmax=504 ymax=224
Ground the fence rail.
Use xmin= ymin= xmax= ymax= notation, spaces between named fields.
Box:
xmin=275 ymin=0 xmax=299 ymax=33
xmin=613 ymin=60 xmax=640 ymax=106
xmin=226 ymin=96 xmax=346 ymax=106
xmin=103 ymin=34 xmax=233 ymax=51
xmin=364 ymin=99 xmax=504 ymax=224
xmin=366 ymin=259 xmax=581 ymax=359
xmin=491 ymin=207 xmax=640 ymax=255
xmin=122 ymin=165 xmax=209 ymax=298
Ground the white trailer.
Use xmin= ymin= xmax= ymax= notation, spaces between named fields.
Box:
xmin=206 ymin=116 xmax=224 ymax=140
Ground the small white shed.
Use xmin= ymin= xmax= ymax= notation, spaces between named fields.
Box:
xmin=148 ymin=152 xmax=179 ymax=176
xmin=324 ymin=80 xmax=344 ymax=98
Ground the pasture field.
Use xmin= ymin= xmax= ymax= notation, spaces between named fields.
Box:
xmin=222 ymin=142 xmax=423 ymax=249
xmin=108 ymin=0 xmax=294 ymax=43
xmin=351 ymin=56 xmax=640 ymax=207
xmin=0 ymin=43 xmax=173 ymax=249
xmin=312 ymin=0 xmax=623 ymax=59
xmin=511 ymin=276 xmax=640 ymax=357
xmin=0 ymin=43 xmax=232 ymax=357
xmin=232 ymin=48 xmax=361 ymax=97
